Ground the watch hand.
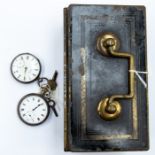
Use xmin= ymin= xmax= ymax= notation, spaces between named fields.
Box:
xmin=23 ymin=110 xmax=31 ymax=116
xmin=32 ymin=103 xmax=43 ymax=111
xmin=28 ymin=114 xmax=34 ymax=122
xmin=24 ymin=67 xmax=28 ymax=79
xmin=22 ymin=59 xmax=29 ymax=72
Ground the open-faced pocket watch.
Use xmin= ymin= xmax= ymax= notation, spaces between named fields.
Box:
xmin=17 ymin=93 xmax=57 ymax=126
xmin=11 ymin=53 xmax=58 ymax=126
xmin=17 ymin=71 xmax=58 ymax=126
xmin=11 ymin=53 xmax=41 ymax=83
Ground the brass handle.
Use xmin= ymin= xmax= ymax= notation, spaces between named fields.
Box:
xmin=96 ymin=33 xmax=135 ymax=121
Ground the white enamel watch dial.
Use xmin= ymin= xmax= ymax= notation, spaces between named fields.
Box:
xmin=11 ymin=53 xmax=41 ymax=83
xmin=18 ymin=94 xmax=50 ymax=126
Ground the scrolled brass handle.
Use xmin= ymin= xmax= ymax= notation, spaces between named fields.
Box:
xmin=96 ymin=33 xmax=135 ymax=121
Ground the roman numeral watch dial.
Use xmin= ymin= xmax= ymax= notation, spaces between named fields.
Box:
xmin=11 ymin=53 xmax=58 ymax=126
xmin=18 ymin=94 xmax=50 ymax=126
xmin=11 ymin=53 xmax=41 ymax=83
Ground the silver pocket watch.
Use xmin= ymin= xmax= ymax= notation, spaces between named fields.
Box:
xmin=11 ymin=53 xmax=58 ymax=126
xmin=11 ymin=53 xmax=41 ymax=83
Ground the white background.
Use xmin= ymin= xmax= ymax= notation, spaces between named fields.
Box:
xmin=0 ymin=0 xmax=154 ymax=155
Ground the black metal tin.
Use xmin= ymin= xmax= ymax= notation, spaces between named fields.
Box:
xmin=64 ymin=4 xmax=149 ymax=152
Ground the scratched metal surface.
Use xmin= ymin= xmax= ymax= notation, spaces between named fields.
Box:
xmin=64 ymin=4 xmax=148 ymax=151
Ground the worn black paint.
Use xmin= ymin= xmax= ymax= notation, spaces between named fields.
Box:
xmin=64 ymin=4 xmax=149 ymax=151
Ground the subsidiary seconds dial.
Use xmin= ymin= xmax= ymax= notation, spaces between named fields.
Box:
xmin=11 ymin=53 xmax=41 ymax=83
xmin=17 ymin=94 xmax=50 ymax=126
